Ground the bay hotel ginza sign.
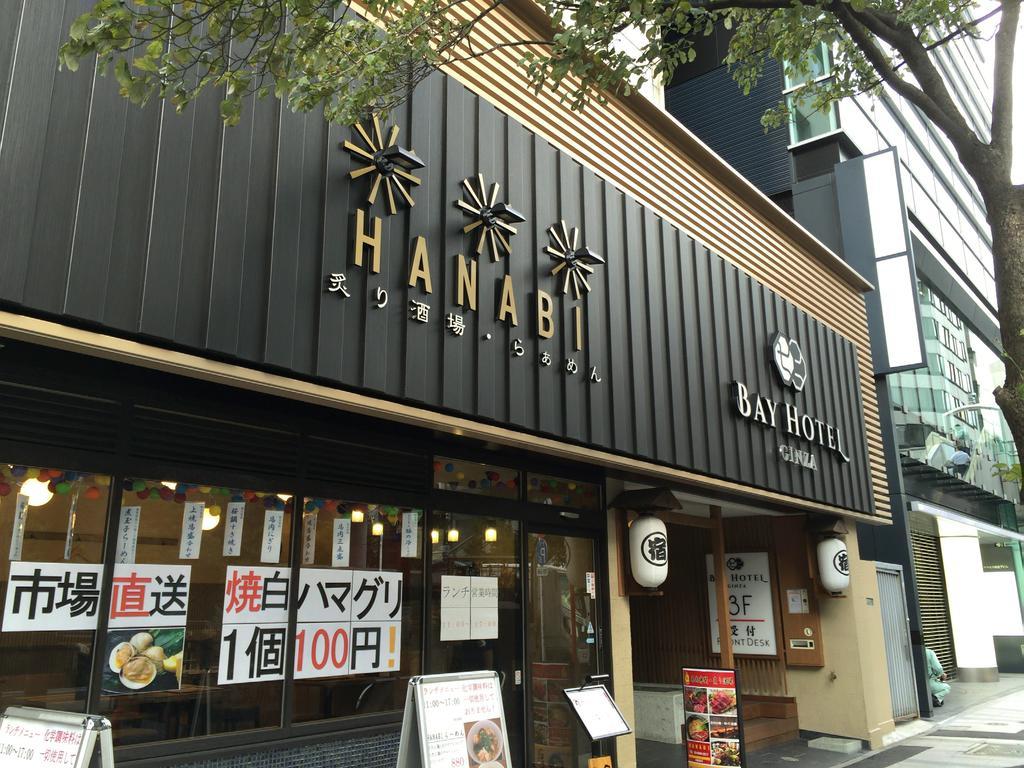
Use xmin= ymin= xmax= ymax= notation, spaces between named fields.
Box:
xmin=731 ymin=333 xmax=852 ymax=471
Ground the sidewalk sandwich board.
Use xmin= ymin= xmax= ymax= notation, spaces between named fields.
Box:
xmin=0 ymin=706 xmax=115 ymax=768
xmin=397 ymin=671 xmax=512 ymax=768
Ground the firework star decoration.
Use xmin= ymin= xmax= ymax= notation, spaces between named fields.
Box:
xmin=546 ymin=221 xmax=605 ymax=300
xmin=455 ymin=174 xmax=526 ymax=261
xmin=342 ymin=116 xmax=425 ymax=215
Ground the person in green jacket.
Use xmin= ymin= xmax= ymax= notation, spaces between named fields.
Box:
xmin=926 ymin=647 xmax=951 ymax=707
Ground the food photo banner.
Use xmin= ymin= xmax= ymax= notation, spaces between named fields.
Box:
xmin=683 ymin=667 xmax=744 ymax=768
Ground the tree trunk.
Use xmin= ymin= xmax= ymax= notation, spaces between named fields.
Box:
xmin=990 ymin=186 xmax=1024 ymax=490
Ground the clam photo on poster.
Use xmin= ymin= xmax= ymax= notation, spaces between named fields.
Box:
xmin=465 ymin=716 xmax=507 ymax=767
xmin=102 ymin=628 xmax=184 ymax=695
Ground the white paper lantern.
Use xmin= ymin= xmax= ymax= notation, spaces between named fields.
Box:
xmin=629 ymin=513 xmax=668 ymax=589
xmin=817 ymin=537 xmax=850 ymax=593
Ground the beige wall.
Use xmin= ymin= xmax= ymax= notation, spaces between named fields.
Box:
xmin=607 ymin=481 xmax=637 ymax=768
xmin=786 ymin=528 xmax=895 ymax=748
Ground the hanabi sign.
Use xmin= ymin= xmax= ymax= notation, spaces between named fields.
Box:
xmin=1 ymin=562 xmax=104 ymax=632
xmin=396 ymin=671 xmax=512 ymax=768
xmin=328 ymin=118 xmax=607 ymax=386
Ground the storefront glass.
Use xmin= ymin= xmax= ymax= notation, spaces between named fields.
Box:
xmin=526 ymin=474 xmax=600 ymax=511
xmin=0 ymin=464 xmax=111 ymax=715
xmin=428 ymin=513 xmax=524 ymax=762
xmin=99 ymin=479 xmax=294 ymax=745
xmin=526 ymin=533 xmax=600 ymax=768
xmin=433 ymin=458 xmax=520 ymax=499
xmin=292 ymin=498 xmax=423 ymax=723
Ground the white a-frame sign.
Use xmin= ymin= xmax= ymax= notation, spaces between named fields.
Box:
xmin=396 ymin=671 xmax=513 ymax=768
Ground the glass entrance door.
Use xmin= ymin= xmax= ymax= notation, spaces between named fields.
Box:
xmin=427 ymin=512 xmax=524 ymax=764
xmin=526 ymin=531 xmax=602 ymax=768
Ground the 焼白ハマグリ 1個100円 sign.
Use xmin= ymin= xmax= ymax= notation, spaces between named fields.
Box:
xmin=683 ymin=667 xmax=745 ymax=768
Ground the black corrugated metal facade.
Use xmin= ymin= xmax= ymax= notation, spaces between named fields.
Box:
xmin=665 ymin=60 xmax=793 ymax=199
xmin=0 ymin=1 xmax=873 ymax=516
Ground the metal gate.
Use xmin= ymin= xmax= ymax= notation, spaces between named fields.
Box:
xmin=877 ymin=563 xmax=920 ymax=720
xmin=910 ymin=530 xmax=957 ymax=679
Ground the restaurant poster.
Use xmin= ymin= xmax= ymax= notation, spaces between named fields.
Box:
xmin=682 ymin=667 xmax=743 ymax=768
xmin=397 ymin=671 xmax=511 ymax=768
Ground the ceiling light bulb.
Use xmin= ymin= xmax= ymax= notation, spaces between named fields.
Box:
xmin=161 ymin=481 xmax=177 ymax=491
xmin=372 ymin=522 xmax=384 ymax=536
xmin=485 ymin=527 xmax=498 ymax=542
xmin=20 ymin=478 xmax=53 ymax=507
xmin=351 ymin=509 xmax=365 ymax=523
xmin=430 ymin=529 xmax=440 ymax=544
xmin=277 ymin=494 xmax=292 ymax=502
xmin=447 ymin=528 xmax=460 ymax=543
xmin=202 ymin=506 xmax=222 ymax=531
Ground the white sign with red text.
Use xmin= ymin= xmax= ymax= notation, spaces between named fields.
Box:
xmin=108 ymin=563 xmax=192 ymax=629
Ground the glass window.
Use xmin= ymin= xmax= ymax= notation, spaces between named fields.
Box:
xmin=0 ymin=464 xmax=111 ymax=714
xmin=99 ymin=479 xmax=293 ymax=746
xmin=427 ymin=513 xmax=523 ymax=762
xmin=292 ymin=498 xmax=422 ymax=723
xmin=433 ymin=457 xmax=520 ymax=499
xmin=787 ymin=92 xmax=839 ymax=144
xmin=783 ymin=42 xmax=831 ymax=89
xmin=526 ymin=474 xmax=601 ymax=511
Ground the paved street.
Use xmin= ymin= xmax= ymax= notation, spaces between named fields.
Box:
xmin=838 ymin=679 xmax=1024 ymax=768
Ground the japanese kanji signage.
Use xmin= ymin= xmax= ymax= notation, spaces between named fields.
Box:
xmin=295 ymin=568 xmax=403 ymax=679
xmin=706 ymin=553 xmax=777 ymax=656
xmin=219 ymin=565 xmax=291 ymax=685
xmin=331 ymin=518 xmax=351 ymax=568
xmin=223 ymin=502 xmax=245 ymax=558
xmin=2 ymin=562 xmax=103 ymax=632
xmin=439 ymin=575 xmax=498 ymax=641
xmin=397 ymin=671 xmax=511 ymax=768
xmin=8 ymin=495 xmax=28 ymax=562
xmin=0 ymin=707 xmax=115 ymax=768
xmin=682 ymin=667 xmax=744 ymax=768
xmin=108 ymin=564 xmax=191 ymax=628
xmin=260 ymin=509 xmax=284 ymax=563
xmin=302 ymin=512 xmax=317 ymax=565
xmin=222 ymin=566 xmax=290 ymax=624
xmin=178 ymin=502 xmax=204 ymax=560
xmin=115 ymin=506 xmax=141 ymax=564
xmin=401 ymin=512 xmax=420 ymax=559
xmin=0 ymin=712 xmax=88 ymax=768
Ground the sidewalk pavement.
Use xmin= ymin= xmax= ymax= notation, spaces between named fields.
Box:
xmin=635 ymin=675 xmax=1024 ymax=768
